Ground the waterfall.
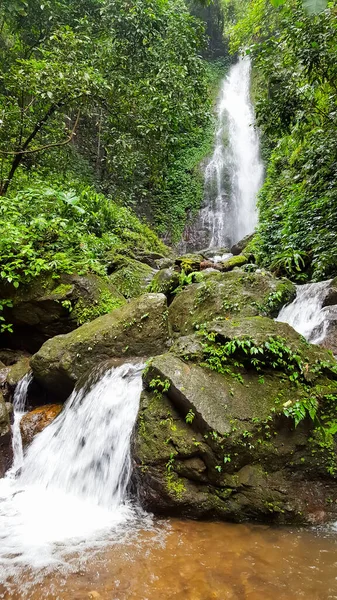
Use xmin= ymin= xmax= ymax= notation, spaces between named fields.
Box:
xmin=7 ymin=372 xmax=32 ymax=478
xmin=0 ymin=362 xmax=145 ymax=573
xmin=181 ymin=56 xmax=263 ymax=252
xmin=276 ymin=280 xmax=332 ymax=343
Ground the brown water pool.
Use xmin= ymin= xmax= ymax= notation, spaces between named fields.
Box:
xmin=1 ymin=519 xmax=337 ymax=600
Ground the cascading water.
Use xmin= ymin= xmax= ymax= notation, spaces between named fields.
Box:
xmin=276 ymin=280 xmax=332 ymax=343
xmin=6 ymin=372 xmax=32 ymax=478
xmin=0 ymin=362 xmax=146 ymax=578
xmin=181 ymin=56 xmax=264 ymax=252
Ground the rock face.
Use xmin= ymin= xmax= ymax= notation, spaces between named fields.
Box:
xmin=133 ymin=318 xmax=337 ymax=524
xmin=31 ymin=293 xmax=169 ymax=400
xmin=20 ymin=404 xmax=63 ymax=446
xmin=169 ymin=270 xmax=295 ymax=336
xmin=230 ymin=234 xmax=254 ymax=256
xmin=6 ymin=357 xmax=31 ymax=388
xmin=0 ymin=273 xmax=126 ymax=352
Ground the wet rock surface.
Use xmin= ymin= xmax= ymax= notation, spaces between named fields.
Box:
xmin=0 ymin=273 xmax=126 ymax=353
xmin=168 ymin=270 xmax=295 ymax=336
xmin=133 ymin=331 xmax=337 ymax=523
xmin=20 ymin=404 xmax=63 ymax=447
xmin=31 ymin=293 xmax=170 ymax=400
xmin=5 ymin=260 xmax=337 ymax=526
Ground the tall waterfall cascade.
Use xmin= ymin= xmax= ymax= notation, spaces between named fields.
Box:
xmin=181 ymin=56 xmax=264 ymax=252
xmin=276 ymin=280 xmax=333 ymax=343
xmin=0 ymin=362 xmax=145 ymax=574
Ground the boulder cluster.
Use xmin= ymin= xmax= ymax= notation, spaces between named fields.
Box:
xmin=2 ymin=244 xmax=337 ymax=524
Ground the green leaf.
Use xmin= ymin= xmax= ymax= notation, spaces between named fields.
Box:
xmin=269 ymin=0 xmax=285 ymax=6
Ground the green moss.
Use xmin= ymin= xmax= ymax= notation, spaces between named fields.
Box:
xmin=74 ymin=289 xmax=125 ymax=325
xmin=166 ymin=475 xmax=186 ymax=498
xmin=257 ymin=280 xmax=296 ymax=317
xmin=51 ymin=283 xmax=73 ymax=297
xmin=148 ymin=268 xmax=180 ymax=296
xmin=109 ymin=258 xmax=154 ymax=299
xmin=222 ymin=255 xmax=248 ymax=272
xmin=169 ymin=271 xmax=296 ymax=336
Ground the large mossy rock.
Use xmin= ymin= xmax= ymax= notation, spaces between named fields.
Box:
xmin=108 ymin=257 xmax=155 ymax=299
xmin=168 ymin=270 xmax=295 ymax=336
xmin=31 ymin=293 xmax=169 ymax=400
xmin=0 ymin=273 xmax=126 ymax=353
xmin=133 ymin=316 xmax=337 ymax=524
xmin=148 ymin=267 xmax=180 ymax=298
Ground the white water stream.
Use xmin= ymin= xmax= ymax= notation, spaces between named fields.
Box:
xmin=0 ymin=362 xmax=145 ymax=578
xmin=276 ymin=280 xmax=332 ymax=343
xmin=181 ymin=56 xmax=264 ymax=252
xmin=6 ymin=372 xmax=32 ymax=478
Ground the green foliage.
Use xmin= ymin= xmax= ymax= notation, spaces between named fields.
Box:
xmin=229 ymin=0 xmax=337 ymax=280
xmin=185 ymin=409 xmax=196 ymax=424
xmin=165 ymin=452 xmax=186 ymax=497
xmin=0 ymin=299 xmax=13 ymax=333
xmin=0 ymin=183 xmax=165 ymax=288
xmin=187 ymin=0 xmax=231 ymax=58
xmin=151 ymin=59 xmax=227 ymax=242
xmin=283 ymin=396 xmax=318 ymax=427
xmin=74 ymin=290 xmax=124 ymax=325
xmin=0 ymin=0 xmax=212 ymax=240
xmin=149 ymin=376 xmax=171 ymax=398
xmin=94 ymin=0 xmax=212 ymax=240
xmin=200 ymin=331 xmax=306 ymax=380
xmin=269 ymin=0 xmax=328 ymax=11
xmin=200 ymin=326 xmax=337 ymax=473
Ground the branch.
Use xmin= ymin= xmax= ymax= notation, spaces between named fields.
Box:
xmin=0 ymin=111 xmax=81 ymax=155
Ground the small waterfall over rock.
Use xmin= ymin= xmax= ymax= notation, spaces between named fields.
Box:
xmin=276 ymin=280 xmax=333 ymax=343
xmin=181 ymin=56 xmax=263 ymax=252
xmin=0 ymin=362 xmax=145 ymax=575
xmin=7 ymin=372 xmax=32 ymax=478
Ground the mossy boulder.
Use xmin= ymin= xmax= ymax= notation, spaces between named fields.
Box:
xmin=31 ymin=293 xmax=169 ymax=400
xmin=109 ymin=257 xmax=155 ymax=299
xmin=6 ymin=357 xmax=31 ymax=388
xmin=133 ymin=326 xmax=337 ymax=524
xmin=132 ymin=250 xmax=167 ymax=269
xmin=148 ymin=267 xmax=180 ymax=297
xmin=221 ymin=255 xmax=248 ymax=271
xmin=20 ymin=404 xmax=63 ymax=446
xmin=168 ymin=270 xmax=295 ymax=336
xmin=175 ymin=254 xmax=204 ymax=274
xmin=0 ymin=273 xmax=125 ymax=352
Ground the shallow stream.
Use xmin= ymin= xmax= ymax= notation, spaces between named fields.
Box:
xmin=1 ymin=518 xmax=337 ymax=599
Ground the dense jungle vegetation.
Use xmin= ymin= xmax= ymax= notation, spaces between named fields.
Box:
xmin=0 ymin=0 xmax=222 ymax=278
xmin=230 ymin=0 xmax=337 ymax=281
xmin=0 ymin=0 xmax=336 ymax=290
